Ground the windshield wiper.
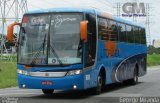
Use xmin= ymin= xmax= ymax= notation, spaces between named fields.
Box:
xmin=43 ymin=34 xmax=46 ymax=55
xmin=30 ymin=34 xmax=47 ymax=66
xmin=29 ymin=33 xmax=63 ymax=66
xmin=49 ymin=44 xmax=64 ymax=66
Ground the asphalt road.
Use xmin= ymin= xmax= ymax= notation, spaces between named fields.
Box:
xmin=0 ymin=66 xmax=160 ymax=103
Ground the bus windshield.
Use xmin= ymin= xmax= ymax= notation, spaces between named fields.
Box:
xmin=18 ymin=13 xmax=83 ymax=66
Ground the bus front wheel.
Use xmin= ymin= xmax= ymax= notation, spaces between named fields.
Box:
xmin=42 ymin=89 xmax=54 ymax=95
xmin=92 ymin=72 xmax=104 ymax=95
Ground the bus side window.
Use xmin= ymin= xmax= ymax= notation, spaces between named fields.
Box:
xmin=107 ymin=20 xmax=118 ymax=41
xmin=126 ymin=25 xmax=134 ymax=43
xmin=137 ymin=28 xmax=141 ymax=44
xmin=140 ymin=28 xmax=146 ymax=44
xmin=143 ymin=29 xmax=146 ymax=44
xmin=134 ymin=27 xmax=140 ymax=43
xmin=98 ymin=17 xmax=108 ymax=40
xmin=139 ymin=28 xmax=142 ymax=44
xmin=118 ymin=23 xmax=126 ymax=42
xmin=98 ymin=18 xmax=118 ymax=42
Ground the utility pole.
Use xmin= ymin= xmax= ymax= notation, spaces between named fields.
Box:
xmin=0 ymin=0 xmax=27 ymax=60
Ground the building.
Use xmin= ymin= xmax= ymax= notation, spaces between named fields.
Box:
xmin=153 ymin=39 xmax=160 ymax=48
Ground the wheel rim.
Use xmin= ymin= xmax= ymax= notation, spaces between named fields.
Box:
xmin=98 ymin=75 xmax=102 ymax=91
xmin=135 ymin=75 xmax=138 ymax=82
xmin=134 ymin=70 xmax=138 ymax=83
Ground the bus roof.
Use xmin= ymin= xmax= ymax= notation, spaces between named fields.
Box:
xmin=26 ymin=7 xmax=145 ymax=28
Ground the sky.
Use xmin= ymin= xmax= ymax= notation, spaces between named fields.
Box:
xmin=0 ymin=0 xmax=159 ymax=44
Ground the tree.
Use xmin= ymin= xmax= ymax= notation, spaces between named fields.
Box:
xmin=148 ymin=45 xmax=160 ymax=54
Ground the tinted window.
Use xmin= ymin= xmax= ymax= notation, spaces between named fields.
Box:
xmin=98 ymin=17 xmax=146 ymax=44
xmin=126 ymin=25 xmax=134 ymax=43
xmin=107 ymin=20 xmax=118 ymax=41
xmin=98 ymin=18 xmax=118 ymax=41
xmin=118 ymin=23 xmax=126 ymax=42
xmin=133 ymin=27 xmax=139 ymax=43
xmin=98 ymin=17 xmax=108 ymax=39
xmin=140 ymin=28 xmax=146 ymax=44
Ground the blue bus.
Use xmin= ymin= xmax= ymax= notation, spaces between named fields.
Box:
xmin=7 ymin=8 xmax=147 ymax=95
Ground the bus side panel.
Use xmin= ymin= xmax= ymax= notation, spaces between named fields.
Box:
xmin=97 ymin=41 xmax=147 ymax=83
xmin=97 ymin=40 xmax=119 ymax=84
xmin=110 ymin=42 xmax=147 ymax=82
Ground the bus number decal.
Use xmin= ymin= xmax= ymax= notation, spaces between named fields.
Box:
xmin=85 ymin=74 xmax=90 ymax=80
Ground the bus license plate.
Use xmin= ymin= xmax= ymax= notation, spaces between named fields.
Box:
xmin=41 ymin=81 xmax=53 ymax=85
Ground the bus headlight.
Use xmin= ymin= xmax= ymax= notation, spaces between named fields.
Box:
xmin=17 ymin=69 xmax=29 ymax=75
xmin=67 ymin=70 xmax=82 ymax=76
xmin=17 ymin=69 xmax=23 ymax=74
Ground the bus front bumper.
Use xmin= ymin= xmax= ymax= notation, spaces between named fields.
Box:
xmin=18 ymin=74 xmax=84 ymax=90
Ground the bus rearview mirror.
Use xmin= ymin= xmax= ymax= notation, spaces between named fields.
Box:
xmin=80 ymin=21 xmax=88 ymax=42
xmin=7 ymin=22 xmax=21 ymax=43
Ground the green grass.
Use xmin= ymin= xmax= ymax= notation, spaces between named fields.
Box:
xmin=0 ymin=61 xmax=17 ymax=88
xmin=0 ymin=54 xmax=17 ymax=61
xmin=147 ymin=54 xmax=160 ymax=66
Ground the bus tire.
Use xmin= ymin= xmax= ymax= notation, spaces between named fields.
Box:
xmin=42 ymin=89 xmax=54 ymax=95
xmin=93 ymin=72 xmax=104 ymax=95
xmin=128 ymin=66 xmax=138 ymax=85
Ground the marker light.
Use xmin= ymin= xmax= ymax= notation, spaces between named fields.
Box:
xmin=22 ymin=84 xmax=26 ymax=88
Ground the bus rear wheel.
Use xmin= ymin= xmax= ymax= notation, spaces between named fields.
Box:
xmin=130 ymin=67 xmax=138 ymax=85
xmin=125 ymin=67 xmax=138 ymax=85
xmin=42 ymin=89 xmax=54 ymax=95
